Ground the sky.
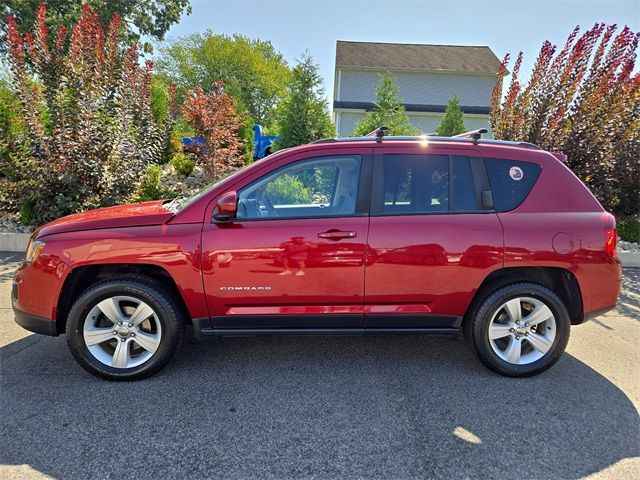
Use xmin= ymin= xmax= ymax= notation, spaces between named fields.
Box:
xmin=160 ymin=0 xmax=639 ymax=106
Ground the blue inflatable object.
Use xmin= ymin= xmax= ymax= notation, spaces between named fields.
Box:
xmin=252 ymin=125 xmax=279 ymax=160
xmin=181 ymin=135 xmax=205 ymax=150
xmin=181 ymin=125 xmax=279 ymax=161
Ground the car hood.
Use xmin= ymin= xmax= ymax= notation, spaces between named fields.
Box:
xmin=35 ymin=200 xmax=175 ymax=238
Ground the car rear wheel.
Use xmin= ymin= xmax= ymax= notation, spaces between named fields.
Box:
xmin=66 ymin=275 xmax=184 ymax=381
xmin=466 ymin=282 xmax=570 ymax=377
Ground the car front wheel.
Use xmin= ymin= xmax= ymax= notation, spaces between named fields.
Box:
xmin=66 ymin=275 xmax=184 ymax=381
xmin=467 ymin=282 xmax=570 ymax=377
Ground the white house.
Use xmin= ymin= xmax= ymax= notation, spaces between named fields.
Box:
xmin=333 ymin=41 xmax=502 ymax=136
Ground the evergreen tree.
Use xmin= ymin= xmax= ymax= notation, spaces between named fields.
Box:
xmin=436 ymin=95 xmax=466 ymax=136
xmin=275 ymin=53 xmax=334 ymax=149
xmin=352 ymin=72 xmax=420 ymax=136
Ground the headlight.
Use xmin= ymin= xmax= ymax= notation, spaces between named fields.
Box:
xmin=25 ymin=239 xmax=45 ymax=263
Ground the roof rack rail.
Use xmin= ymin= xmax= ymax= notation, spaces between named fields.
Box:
xmin=517 ymin=141 xmax=542 ymax=150
xmin=453 ymin=128 xmax=488 ymax=144
xmin=365 ymin=126 xmax=389 ymax=142
xmin=310 ymin=135 xmax=543 ymax=150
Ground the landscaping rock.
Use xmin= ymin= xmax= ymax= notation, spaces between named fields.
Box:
xmin=159 ymin=163 xmax=211 ymax=197
xmin=0 ymin=213 xmax=34 ymax=234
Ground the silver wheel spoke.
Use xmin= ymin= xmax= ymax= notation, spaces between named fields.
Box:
xmin=128 ymin=302 xmax=155 ymax=327
xmin=85 ymin=295 xmax=163 ymax=370
xmin=504 ymin=298 xmax=522 ymax=323
xmin=132 ymin=330 xmax=160 ymax=353
xmin=524 ymin=304 xmax=553 ymax=326
xmin=527 ymin=332 xmax=553 ymax=354
xmin=112 ymin=340 xmax=130 ymax=368
xmin=97 ymin=298 xmax=126 ymax=325
xmin=505 ymin=337 xmax=522 ymax=363
xmin=84 ymin=327 xmax=115 ymax=346
xmin=489 ymin=296 xmax=557 ymax=366
xmin=489 ymin=324 xmax=513 ymax=340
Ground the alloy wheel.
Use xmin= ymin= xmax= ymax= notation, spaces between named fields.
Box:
xmin=83 ymin=295 xmax=162 ymax=369
xmin=488 ymin=296 xmax=556 ymax=365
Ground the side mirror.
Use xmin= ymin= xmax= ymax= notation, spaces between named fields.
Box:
xmin=212 ymin=191 xmax=237 ymax=223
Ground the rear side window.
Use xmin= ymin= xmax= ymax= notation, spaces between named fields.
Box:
xmin=380 ymin=154 xmax=481 ymax=214
xmin=485 ymin=158 xmax=541 ymax=212
xmin=383 ymin=155 xmax=449 ymax=213
xmin=451 ymin=156 xmax=477 ymax=211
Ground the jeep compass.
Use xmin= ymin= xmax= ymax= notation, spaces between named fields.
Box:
xmin=12 ymin=130 xmax=621 ymax=380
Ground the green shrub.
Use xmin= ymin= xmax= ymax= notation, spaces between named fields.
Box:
xmin=4 ymin=5 xmax=177 ymax=224
xmin=170 ymin=153 xmax=196 ymax=176
xmin=136 ymin=165 xmax=174 ymax=201
xmin=618 ymin=218 xmax=639 ymax=243
xmin=265 ymin=175 xmax=312 ymax=205
xmin=161 ymin=107 xmax=191 ymax=165
xmin=19 ymin=202 xmax=35 ymax=225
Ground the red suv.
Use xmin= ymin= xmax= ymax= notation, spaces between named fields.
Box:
xmin=12 ymin=132 xmax=621 ymax=380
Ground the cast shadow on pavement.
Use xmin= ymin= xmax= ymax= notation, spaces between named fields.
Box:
xmin=615 ymin=267 xmax=639 ymax=319
xmin=1 ymin=330 xmax=638 ymax=479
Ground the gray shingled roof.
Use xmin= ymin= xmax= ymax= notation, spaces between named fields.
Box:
xmin=336 ymin=41 xmax=502 ymax=74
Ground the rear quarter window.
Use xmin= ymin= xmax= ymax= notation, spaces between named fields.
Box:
xmin=485 ymin=158 xmax=541 ymax=212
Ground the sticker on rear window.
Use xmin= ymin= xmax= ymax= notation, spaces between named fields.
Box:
xmin=509 ymin=166 xmax=524 ymax=181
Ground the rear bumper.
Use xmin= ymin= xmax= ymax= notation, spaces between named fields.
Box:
xmin=575 ymin=262 xmax=621 ymax=321
xmin=13 ymin=306 xmax=58 ymax=336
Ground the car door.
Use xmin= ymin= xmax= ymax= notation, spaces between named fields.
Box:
xmin=201 ymin=147 xmax=373 ymax=330
xmin=364 ymin=145 xmax=504 ymax=330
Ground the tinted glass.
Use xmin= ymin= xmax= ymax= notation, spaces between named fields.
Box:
xmin=485 ymin=158 xmax=541 ymax=212
xmin=383 ymin=155 xmax=449 ymax=213
xmin=237 ymin=155 xmax=361 ymax=219
xmin=451 ymin=156 xmax=478 ymax=211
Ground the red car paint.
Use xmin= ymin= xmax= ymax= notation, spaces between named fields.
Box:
xmin=12 ymin=138 xmax=621 ymax=336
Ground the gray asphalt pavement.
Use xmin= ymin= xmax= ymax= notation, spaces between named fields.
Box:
xmin=1 ymin=250 xmax=638 ymax=480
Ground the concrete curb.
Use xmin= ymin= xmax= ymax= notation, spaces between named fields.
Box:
xmin=619 ymin=251 xmax=640 ymax=268
xmin=0 ymin=233 xmax=30 ymax=253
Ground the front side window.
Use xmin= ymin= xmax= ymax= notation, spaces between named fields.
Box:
xmin=237 ymin=155 xmax=361 ymax=219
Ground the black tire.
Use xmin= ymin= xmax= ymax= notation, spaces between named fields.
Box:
xmin=465 ymin=282 xmax=570 ymax=377
xmin=66 ymin=274 xmax=185 ymax=381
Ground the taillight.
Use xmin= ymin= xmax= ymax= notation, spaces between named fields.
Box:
xmin=605 ymin=229 xmax=617 ymax=258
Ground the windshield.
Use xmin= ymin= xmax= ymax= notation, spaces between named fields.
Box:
xmin=163 ymin=149 xmax=293 ymax=212
xmin=163 ymin=165 xmax=247 ymax=212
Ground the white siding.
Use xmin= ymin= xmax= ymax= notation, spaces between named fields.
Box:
xmin=408 ymin=114 xmax=443 ymax=135
xmin=336 ymin=111 xmax=490 ymax=137
xmin=336 ymin=111 xmax=364 ymax=136
xmin=338 ymin=69 xmax=494 ymax=107
xmin=408 ymin=113 xmax=491 ymax=135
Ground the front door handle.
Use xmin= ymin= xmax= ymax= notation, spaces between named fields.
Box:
xmin=318 ymin=230 xmax=357 ymax=240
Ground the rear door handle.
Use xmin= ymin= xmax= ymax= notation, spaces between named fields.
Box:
xmin=318 ymin=230 xmax=357 ymax=240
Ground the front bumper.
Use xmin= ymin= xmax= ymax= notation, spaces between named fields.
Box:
xmin=13 ymin=305 xmax=58 ymax=336
xmin=11 ymin=252 xmax=68 ymax=331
